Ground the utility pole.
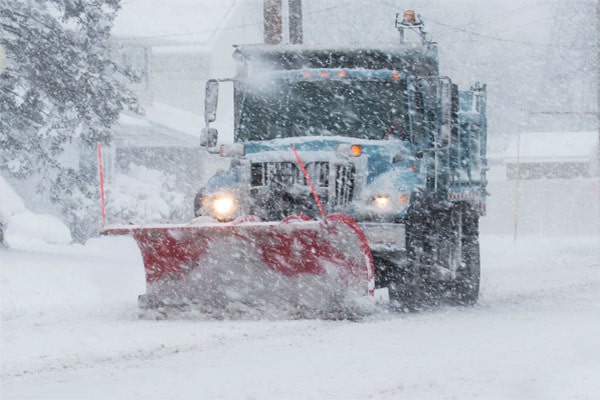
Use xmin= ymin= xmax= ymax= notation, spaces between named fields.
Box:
xmin=264 ymin=0 xmax=283 ymax=45
xmin=264 ymin=0 xmax=303 ymax=45
xmin=289 ymin=0 xmax=303 ymax=44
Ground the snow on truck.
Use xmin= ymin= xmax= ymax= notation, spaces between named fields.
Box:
xmin=103 ymin=10 xmax=487 ymax=315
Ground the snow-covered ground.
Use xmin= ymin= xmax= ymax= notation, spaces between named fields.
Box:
xmin=2 ymin=0 xmax=598 ymax=397
xmin=1 ymin=227 xmax=599 ymax=399
xmin=2 ymin=157 xmax=600 ymax=399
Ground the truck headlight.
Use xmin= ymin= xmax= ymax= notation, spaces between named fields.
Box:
xmin=372 ymin=195 xmax=391 ymax=209
xmin=203 ymin=192 xmax=239 ymax=221
xmin=369 ymin=193 xmax=409 ymax=212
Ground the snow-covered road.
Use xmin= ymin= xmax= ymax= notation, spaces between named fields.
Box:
xmin=1 ymin=234 xmax=599 ymax=399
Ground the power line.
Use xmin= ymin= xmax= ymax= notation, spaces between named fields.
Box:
xmin=493 ymin=15 xmax=556 ymax=34
xmin=376 ymin=0 xmax=552 ymax=47
xmin=465 ymin=1 xmax=550 ymax=27
xmin=428 ymin=18 xmax=552 ymax=48
xmin=116 ymin=1 xmax=568 ymax=50
xmin=305 ymin=5 xmax=344 ymax=15
xmin=113 ymin=4 xmax=346 ymax=42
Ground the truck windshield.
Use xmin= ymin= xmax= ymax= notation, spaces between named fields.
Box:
xmin=237 ymin=79 xmax=408 ymax=141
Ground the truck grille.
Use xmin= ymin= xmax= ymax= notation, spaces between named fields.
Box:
xmin=334 ymin=164 xmax=355 ymax=206
xmin=251 ymin=161 xmax=329 ymax=188
xmin=250 ymin=161 xmax=355 ymax=206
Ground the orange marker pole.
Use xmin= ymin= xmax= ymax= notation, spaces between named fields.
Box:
xmin=97 ymin=142 xmax=106 ymax=225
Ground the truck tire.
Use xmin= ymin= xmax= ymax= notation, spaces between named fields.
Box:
xmin=386 ymin=208 xmax=431 ymax=312
xmin=389 ymin=205 xmax=480 ymax=310
xmin=388 ymin=270 xmax=424 ymax=312
xmin=451 ymin=207 xmax=480 ymax=305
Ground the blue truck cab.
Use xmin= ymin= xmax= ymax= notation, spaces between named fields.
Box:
xmin=197 ymin=15 xmax=487 ymax=309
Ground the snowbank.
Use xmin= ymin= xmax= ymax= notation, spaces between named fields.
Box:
xmin=0 ymin=175 xmax=72 ymax=249
xmin=0 ymin=174 xmax=25 ymax=222
xmin=106 ymin=163 xmax=187 ymax=224
xmin=4 ymin=211 xmax=72 ymax=249
xmin=1 ymin=233 xmax=599 ymax=399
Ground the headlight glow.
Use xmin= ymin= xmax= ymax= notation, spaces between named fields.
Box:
xmin=203 ymin=192 xmax=239 ymax=221
xmin=368 ymin=192 xmax=410 ymax=213
xmin=372 ymin=195 xmax=391 ymax=209
xmin=213 ymin=196 xmax=235 ymax=215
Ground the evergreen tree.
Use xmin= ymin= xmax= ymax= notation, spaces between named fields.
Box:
xmin=0 ymin=0 xmax=138 ymax=241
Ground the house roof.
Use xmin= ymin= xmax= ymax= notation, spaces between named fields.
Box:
xmin=112 ymin=0 xmax=239 ymax=47
xmin=115 ymin=103 xmax=204 ymax=148
xmin=504 ymin=131 xmax=598 ymax=163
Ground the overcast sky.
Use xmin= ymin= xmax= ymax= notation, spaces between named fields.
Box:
xmin=114 ymin=0 xmax=597 ymax=140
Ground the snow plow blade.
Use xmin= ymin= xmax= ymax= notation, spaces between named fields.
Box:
xmin=101 ymin=213 xmax=375 ymax=318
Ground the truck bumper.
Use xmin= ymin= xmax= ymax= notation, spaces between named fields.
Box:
xmin=359 ymin=222 xmax=406 ymax=252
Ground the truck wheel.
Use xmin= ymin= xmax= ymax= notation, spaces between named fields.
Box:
xmin=451 ymin=207 xmax=480 ymax=305
xmin=386 ymin=209 xmax=431 ymax=312
xmin=372 ymin=254 xmax=414 ymax=312
xmin=388 ymin=271 xmax=424 ymax=312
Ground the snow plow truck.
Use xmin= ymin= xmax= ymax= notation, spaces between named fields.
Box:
xmin=103 ymin=10 xmax=487 ymax=315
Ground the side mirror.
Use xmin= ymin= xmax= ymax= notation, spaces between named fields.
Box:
xmin=200 ymin=127 xmax=218 ymax=148
xmin=205 ymin=80 xmax=219 ymax=124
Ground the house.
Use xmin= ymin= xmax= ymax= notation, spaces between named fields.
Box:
xmin=102 ymin=1 xmax=266 ymax=215
xmin=112 ymin=0 xmax=263 ymax=113
xmin=108 ymin=107 xmax=203 ymax=183
xmin=504 ymin=131 xmax=599 ymax=180
xmin=477 ymin=131 xmax=600 ymax=236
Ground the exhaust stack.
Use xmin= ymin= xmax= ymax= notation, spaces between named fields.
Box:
xmin=263 ymin=0 xmax=303 ymax=45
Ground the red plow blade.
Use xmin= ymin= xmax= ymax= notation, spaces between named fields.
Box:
xmin=102 ymin=213 xmax=375 ymax=318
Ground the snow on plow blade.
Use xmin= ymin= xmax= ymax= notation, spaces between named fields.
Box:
xmin=102 ymin=213 xmax=375 ymax=318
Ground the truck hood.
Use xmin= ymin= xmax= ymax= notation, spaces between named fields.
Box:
xmin=241 ymin=136 xmax=417 ymax=185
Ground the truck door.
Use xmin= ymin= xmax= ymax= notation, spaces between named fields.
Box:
xmin=457 ymin=84 xmax=487 ymax=186
xmin=201 ymin=79 xmax=235 ymax=148
xmin=435 ymin=78 xmax=458 ymax=193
